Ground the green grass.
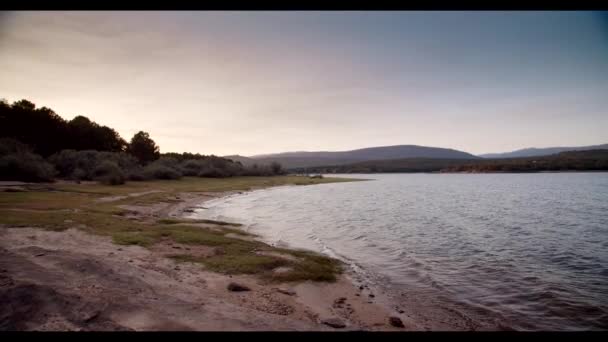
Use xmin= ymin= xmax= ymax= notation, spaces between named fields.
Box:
xmin=0 ymin=175 xmax=356 ymax=282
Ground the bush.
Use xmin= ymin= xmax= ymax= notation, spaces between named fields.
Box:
xmin=48 ymin=150 xmax=140 ymax=181
xmin=0 ymin=138 xmax=32 ymax=157
xmin=181 ymin=159 xmax=205 ymax=176
xmin=0 ymin=152 xmax=56 ymax=182
xmin=92 ymin=161 xmax=125 ymax=185
xmin=197 ymin=166 xmax=229 ymax=178
xmin=142 ymin=164 xmax=182 ymax=180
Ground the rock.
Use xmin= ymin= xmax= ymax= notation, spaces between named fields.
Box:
xmin=82 ymin=310 xmax=101 ymax=323
xmin=321 ymin=318 xmax=346 ymax=329
xmin=275 ymin=288 xmax=296 ymax=296
xmin=118 ymin=248 xmax=123 ymax=251
xmin=369 ymin=294 xmax=375 ymax=298
xmin=34 ymin=253 xmax=45 ymax=257
xmin=183 ymin=209 xmax=194 ymax=213
xmin=398 ymin=309 xmax=405 ymax=314
xmin=174 ymin=266 xmax=181 ymax=271
xmin=227 ymin=282 xmax=251 ymax=292
xmin=355 ymin=293 xmax=360 ymax=296
xmin=359 ymin=286 xmax=364 ymax=290
xmin=334 ymin=297 xmax=347 ymax=305
xmin=389 ymin=316 xmax=405 ymax=328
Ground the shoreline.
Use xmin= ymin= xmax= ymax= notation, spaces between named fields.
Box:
xmin=0 ymin=176 xmax=410 ymax=331
xmin=171 ymin=187 xmax=414 ymax=330
xmin=180 ymin=185 xmax=512 ymax=331
xmin=179 ymin=185 xmax=501 ymax=332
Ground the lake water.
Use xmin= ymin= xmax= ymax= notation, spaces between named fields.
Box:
xmin=189 ymin=173 xmax=608 ymax=330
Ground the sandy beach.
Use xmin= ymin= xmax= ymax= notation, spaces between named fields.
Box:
xmin=0 ymin=178 xmax=410 ymax=331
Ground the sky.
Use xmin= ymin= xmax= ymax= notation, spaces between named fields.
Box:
xmin=1 ymin=11 xmax=607 ymax=156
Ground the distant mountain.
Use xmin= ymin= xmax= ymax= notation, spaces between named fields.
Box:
xmin=246 ymin=145 xmax=480 ymax=169
xmin=479 ymin=144 xmax=608 ymax=159
xmin=298 ymin=149 xmax=608 ymax=174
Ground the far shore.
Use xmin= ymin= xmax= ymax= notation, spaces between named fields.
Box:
xmin=0 ymin=175 xmax=417 ymax=331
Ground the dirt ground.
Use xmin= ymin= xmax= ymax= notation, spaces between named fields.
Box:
xmin=0 ymin=189 xmax=409 ymax=331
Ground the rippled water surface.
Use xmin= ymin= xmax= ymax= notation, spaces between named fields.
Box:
xmin=191 ymin=173 xmax=608 ymax=330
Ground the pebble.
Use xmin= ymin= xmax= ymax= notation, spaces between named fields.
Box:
xmin=227 ymin=282 xmax=251 ymax=292
xmin=389 ymin=316 xmax=405 ymax=328
xmin=275 ymin=288 xmax=296 ymax=296
xmin=321 ymin=318 xmax=346 ymax=329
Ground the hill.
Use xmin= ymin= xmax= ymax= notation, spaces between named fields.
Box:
xmin=479 ymin=143 xmax=608 ymax=159
xmin=297 ymin=149 xmax=608 ymax=174
xmin=444 ymin=149 xmax=608 ymax=173
xmin=247 ymin=145 xmax=480 ymax=169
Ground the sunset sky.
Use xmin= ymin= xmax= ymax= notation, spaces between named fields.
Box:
xmin=1 ymin=11 xmax=607 ymax=156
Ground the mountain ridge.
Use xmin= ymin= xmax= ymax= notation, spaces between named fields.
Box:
xmin=479 ymin=143 xmax=608 ymax=159
xmin=226 ymin=144 xmax=480 ymax=169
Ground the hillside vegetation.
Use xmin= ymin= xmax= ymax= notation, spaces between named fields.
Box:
xmin=0 ymin=99 xmax=286 ymax=183
xmin=295 ymin=150 xmax=608 ymax=174
xmin=239 ymin=145 xmax=480 ymax=169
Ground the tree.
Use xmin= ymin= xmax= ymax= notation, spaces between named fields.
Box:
xmin=127 ymin=131 xmax=160 ymax=165
xmin=270 ymin=161 xmax=283 ymax=175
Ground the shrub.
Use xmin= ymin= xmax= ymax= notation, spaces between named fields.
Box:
xmin=0 ymin=137 xmax=32 ymax=157
xmin=48 ymin=150 xmax=140 ymax=181
xmin=152 ymin=157 xmax=183 ymax=172
xmin=92 ymin=161 xmax=125 ymax=185
xmin=270 ymin=162 xmax=285 ymax=175
xmin=142 ymin=164 xmax=182 ymax=180
xmin=181 ymin=159 xmax=205 ymax=176
xmin=126 ymin=170 xmax=146 ymax=181
xmin=0 ymin=152 xmax=56 ymax=182
xmin=197 ymin=166 xmax=229 ymax=178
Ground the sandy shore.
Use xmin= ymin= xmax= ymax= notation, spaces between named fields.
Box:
xmin=0 ymin=188 xmax=411 ymax=331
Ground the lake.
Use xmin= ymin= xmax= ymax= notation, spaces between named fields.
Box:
xmin=189 ymin=173 xmax=608 ymax=330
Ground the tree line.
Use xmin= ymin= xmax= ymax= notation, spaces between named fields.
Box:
xmin=294 ymin=150 xmax=608 ymax=174
xmin=0 ymin=98 xmax=285 ymax=184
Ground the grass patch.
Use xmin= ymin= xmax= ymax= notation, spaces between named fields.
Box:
xmin=0 ymin=209 xmax=73 ymax=231
xmin=157 ymin=217 xmax=242 ymax=227
xmin=111 ymin=231 xmax=160 ymax=247
xmin=0 ymin=175 xmax=355 ymax=282
xmin=202 ymin=254 xmax=289 ymax=274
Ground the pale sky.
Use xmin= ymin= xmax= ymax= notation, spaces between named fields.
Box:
xmin=1 ymin=11 xmax=607 ymax=156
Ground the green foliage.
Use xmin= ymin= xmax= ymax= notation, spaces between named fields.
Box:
xmin=0 ymin=98 xmax=286 ymax=182
xmin=127 ymin=131 xmax=160 ymax=165
xmin=0 ymin=152 xmax=56 ymax=182
xmin=0 ymin=99 xmax=126 ymax=157
xmin=92 ymin=161 xmax=126 ymax=185
xmin=0 ymin=137 xmax=32 ymax=156
xmin=142 ymin=163 xmax=182 ymax=180
xmin=48 ymin=150 xmax=140 ymax=181
xmin=298 ymin=150 xmax=608 ymax=174
xmin=441 ymin=150 xmax=608 ymax=173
